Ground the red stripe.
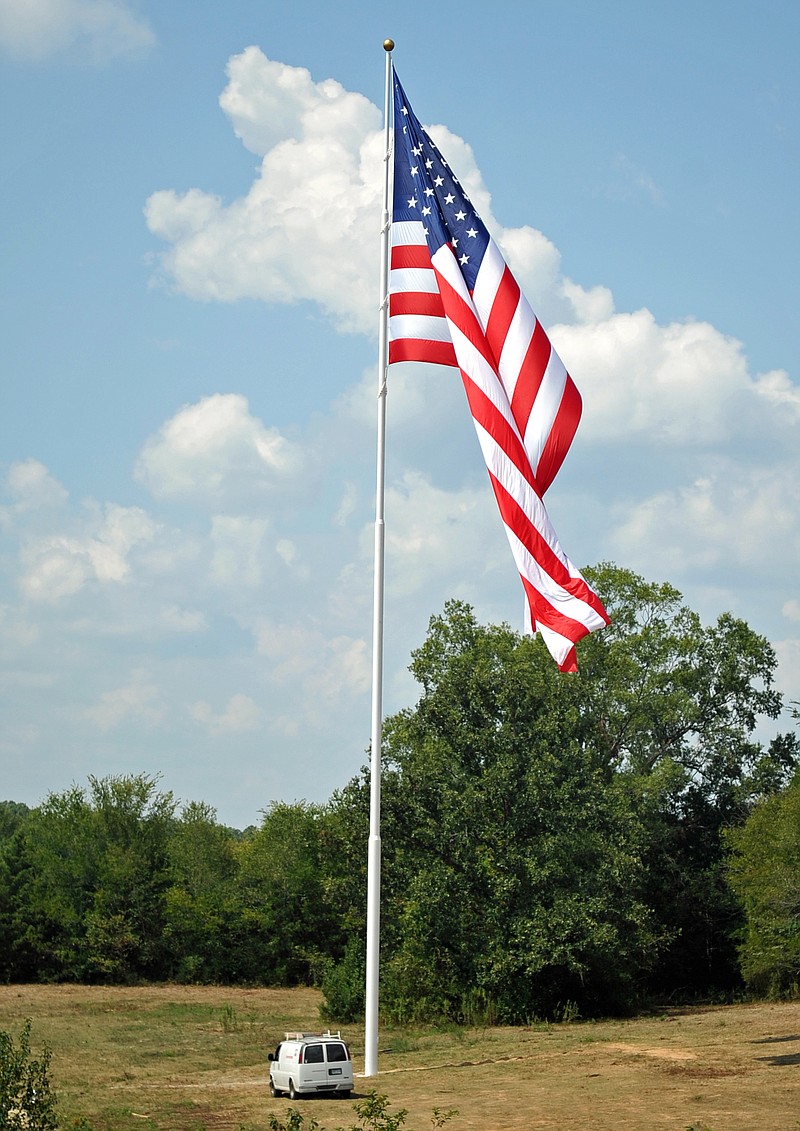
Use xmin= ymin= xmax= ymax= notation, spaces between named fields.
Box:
xmin=535 ymin=377 xmax=582 ymax=496
xmin=483 ymin=266 xmax=520 ymax=369
xmin=510 ymin=320 xmax=550 ymax=437
xmin=388 ymin=338 xmax=458 ymax=366
xmin=490 ymin=471 xmax=610 ymax=626
xmin=460 ymin=373 xmax=538 ymax=491
xmin=389 ymin=291 xmax=446 ymax=318
xmin=391 ymin=244 xmax=433 ymax=270
xmin=432 ymin=260 xmax=500 ymax=375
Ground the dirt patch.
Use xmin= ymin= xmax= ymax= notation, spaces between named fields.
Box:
xmin=599 ymin=1041 xmax=697 ymax=1061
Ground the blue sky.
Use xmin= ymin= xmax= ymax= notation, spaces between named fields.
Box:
xmin=1 ymin=0 xmax=798 ymax=829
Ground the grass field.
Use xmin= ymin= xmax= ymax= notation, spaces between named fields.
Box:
xmin=1 ymin=985 xmax=798 ymax=1130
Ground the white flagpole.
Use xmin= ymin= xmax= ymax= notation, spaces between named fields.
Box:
xmin=364 ymin=36 xmax=394 ymax=1081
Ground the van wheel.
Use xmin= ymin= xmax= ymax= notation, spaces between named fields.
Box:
xmin=288 ymin=1080 xmax=297 ymax=1100
xmin=269 ymin=1079 xmax=278 ymax=1098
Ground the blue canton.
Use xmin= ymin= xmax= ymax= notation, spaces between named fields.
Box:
xmin=392 ymin=72 xmax=490 ymax=292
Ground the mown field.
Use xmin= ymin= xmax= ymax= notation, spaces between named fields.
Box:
xmin=1 ymin=985 xmax=798 ymax=1131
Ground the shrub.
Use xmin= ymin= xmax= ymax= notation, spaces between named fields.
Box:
xmin=0 ymin=1020 xmax=59 ymax=1130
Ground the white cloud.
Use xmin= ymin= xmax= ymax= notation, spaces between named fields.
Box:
xmin=611 ymin=462 xmax=800 ymax=578
xmin=0 ymin=0 xmax=154 ymax=61
xmin=210 ymin=515 xmax=270 ymax=588
xmin=158 ymin=604 xmax=207 ymax=633
xmin=81 ymin=669 xmax=164 ymax=731
xmin=254 ymin=619 xmax=371 ymax=709
xmin=774 ymin=638 xmax=800 ymax=703
xmin=135 ymin=393 xmax=302 ymax=509
xmin=782 ymin=599 xmax=800 ymax=624
xmin=19 ymin=502 xmax=156 ymax=602
xmin=3 ymin=459 xmax=68 ymax=512
xmin=189 ymin=692 xmax=264 ymax=736
xmin=384 ymin=471 xmax=504 ymax=598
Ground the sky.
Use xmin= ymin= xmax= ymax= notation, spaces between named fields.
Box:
xmin=1 ymin=0 xmax=798 ymax=831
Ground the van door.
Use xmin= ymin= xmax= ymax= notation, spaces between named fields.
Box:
xmin=301 ymin=1043 xmax=327 ymax=1090
xmin=324 ymin=1041 xmax=352 ymax=1089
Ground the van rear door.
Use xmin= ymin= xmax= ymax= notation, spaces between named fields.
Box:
xmin=301 ymin=1043 xmax=327 ymax=1090
xmin=324 ymin=1041 xmax=352 ymax=1088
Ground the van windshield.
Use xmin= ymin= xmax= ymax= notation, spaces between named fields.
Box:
xmin=326 ymin=1043 xmax=348 ymax=1062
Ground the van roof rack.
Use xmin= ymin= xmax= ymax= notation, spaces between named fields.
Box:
xmin=283 ymin=1030 xmax=342 ymax=1041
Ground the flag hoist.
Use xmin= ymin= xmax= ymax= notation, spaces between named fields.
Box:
xmin=365 ymin=40 xmax=609 ymax=1078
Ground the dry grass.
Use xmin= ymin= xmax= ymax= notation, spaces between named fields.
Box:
xmin=1 ymin=984 xmax=799 ymax=1130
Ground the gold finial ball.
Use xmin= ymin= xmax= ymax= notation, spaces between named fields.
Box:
xmin=383 ymin=38 xmax=395 ymax=52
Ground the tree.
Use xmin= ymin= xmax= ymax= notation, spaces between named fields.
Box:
xmin=323 ymin=566 xmax=798 ymax=1019
xmin=329 ymin=600 xmax=658 ymax=1022
xmin=163 ymin=800 xmax=240 ymax=983
xmin=726 ymin=770 xmax=800 ymax=997
xmin=576 ymin=565 xmax=798 ymax=995
xmin=7 ymin=774 xmax=175 ymax=981
xmin=232 ymin=802 xmax=343 ymax=985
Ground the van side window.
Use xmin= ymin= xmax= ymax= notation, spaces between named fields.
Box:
xmin=326 ymin=1043 xmax=348 ymax=1062
xmin=304 ymin=1044 xmax=324 ymax=1063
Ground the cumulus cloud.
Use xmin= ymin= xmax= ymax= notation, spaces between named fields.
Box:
xmin=254 ymin=619 xmax=370 ymax=709
xmin=0 ymin=0 xmax=154 ymax=62
xmin=145 ymin=50 xmax=797 ymax=465
xmin=19 ymin=502 xmax=156 ymax=602
xmin=3 ymin=459 xmax=68 ymax=512
xmin=135 ymin=393 xmax=302 ymax=509
xmin=145 ymin=49 xmax=606 ymax=337
xmin=210 ymin=515 xmax=270 ymax=588
xmin=611 ymin=461 xmax=800 ymax=579
xmin=81 ymin=668 xmax=164 ymax=731
xmin=189 ymin=692 xmax=264 ymax=736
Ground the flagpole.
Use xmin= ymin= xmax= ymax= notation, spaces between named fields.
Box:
xmin=364 ymin=36 xmax=394 ymax=1081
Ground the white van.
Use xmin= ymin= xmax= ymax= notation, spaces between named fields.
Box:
xmin=268 ymin=1031 xmax=353 ymax=1099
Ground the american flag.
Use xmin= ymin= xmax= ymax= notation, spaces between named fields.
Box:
xmin=388 ymin=70 xmax=609 ymax=671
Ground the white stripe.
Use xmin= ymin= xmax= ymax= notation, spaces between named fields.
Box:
xmin=496 ymin=296 xmax=536 ymax=403
xmin=445 ymin=319 xmax=523 ymax=446
xmin=389 ymin=267 xmax=439 ymax=295
xmin=471 ymin=240 xmax=506 ymax=328
xmin=391 ymin=220 xmax=429 ymax=246
xmin=524 ymin=349 xmax=568 ymax=471
xmin=389 ymin=314 xmax=451 ymax=342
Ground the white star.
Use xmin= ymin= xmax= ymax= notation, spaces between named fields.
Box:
xmin=425 ymin=159 xmax=434 ymax=169
xmin=412 ymin=144 xmax=422 ymax=156
xmin=410 ymin=166 xmax=419 ymax=177
xmin=407 ymin=195 xmax=418 ymax=209
xmin=401 ymin=106 xmax=409 ymax=115
xmin=451 ymin=237 xmax=459 ymax=248
xmin=424 ymin=187 xmax=435 ymax=197
xmin=434 ymin=175 xmax=444 ymax=186
xmin=444 ymin=193 xmax=455 ymax=205
xmin=441 ymin=159 xmax=449 ymax=168
xmin=466 ymin=227 xmax=478 ymax=238
xmin=459 ymin=254 xmax=469 ymax=265
xmin=422 ymin=206 xmax=431 ymax=216
xmin=455 ymin=210 xmax=466 ymax=221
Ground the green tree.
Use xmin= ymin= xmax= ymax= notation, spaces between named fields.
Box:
xmin=8 ymin=774 xmax=175 ymax=981
xmin=232 ymin=801 xmax=343 ymax=985
xmin=329 ymin=600 xmax=658 ymax=1022
xmin=324 ymin=567 xmax=797 ymax=1019
xmin=163 ymin=800 xmax=241 ymax=982
xmin=576 ymin=564 xmax=798 ymax=995
xmin=726 ymin=770 xmax=800 ymax=996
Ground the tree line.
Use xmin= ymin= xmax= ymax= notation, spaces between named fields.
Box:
xmin=1 ymin=564 xmax=798 ymax=1021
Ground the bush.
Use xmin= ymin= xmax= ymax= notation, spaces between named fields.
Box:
xmin=0 ymin=1020 xmax=59 ymax=1130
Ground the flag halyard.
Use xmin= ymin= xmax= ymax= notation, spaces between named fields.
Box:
xmin=388 ymin=70 xmax=609 ymax=669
